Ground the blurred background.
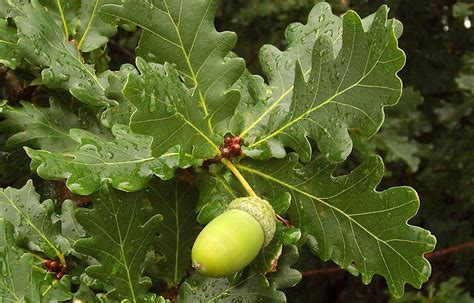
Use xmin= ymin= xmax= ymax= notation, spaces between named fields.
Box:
xmin=1 ymin=0 xmax=472 ymax=302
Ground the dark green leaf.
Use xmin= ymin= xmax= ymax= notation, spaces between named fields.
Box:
xmin=102 ymin=0 xmax=245 ymax=133
xmin=5 ymin=0 xmax=117 ymax=52
xmin=266 ymin=245 xmax=302 ymax=290
xmin=0 ymin=180 xmax=69 ymax=259
xmin=15 ymin=0 xmax=113 ymax=106
xmin=231 ymin=2 xmax=341 ymax=155
xmin=101 ymin=63 xmax=138 ymax=128
xmin=76 ymin=0 xmax=118 ymax=52
xmin=237 ymin=4 xmax=405 ymax=163
xmin=254 ymin=223 xmax=301 ymax=274
xmin=126 ymin=59 xmax=221 ymax=159
xmin=147 ymin=178 xmax=200 ymax=287
xmin=0 ymin=19 xmax=19 ymax=69
xmin=26 ymin=124 xmax=196 ymax=195
xmin=74 ymin=183 xmax=162 ymax=302
xmin=179 ymin=245 xmax=301 ymax=303
xmin=39 ymin=0 xmax=81 ymax=36
xmin=61 ymin=199 xmax=86 ymax=242
xmin=236 ymin=154 xmax=436 ymax=297
xmin=195 ymin=170 xmax=240 ymax=225
xmin=2 ymin=0 xmax=43 ymax=19
xmin=0 ymin=219 xmax=72 ymax=302
xmin=73 ymin=284 xmax=101 ymax=303
xmin=0 ymin=98 xmax=85 ymax=152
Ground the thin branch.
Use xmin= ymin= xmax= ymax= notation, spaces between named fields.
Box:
xmin=425 ymin=241 xmax=474 ymax=259
xmin=301 ymin=241 xmax=474 ymax=277
xmin=302 ymin=267 xmax=342 ymax=276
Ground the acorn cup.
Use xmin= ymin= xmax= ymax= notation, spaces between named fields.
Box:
xmin=191 ymin=196 xmax=276 ymax=277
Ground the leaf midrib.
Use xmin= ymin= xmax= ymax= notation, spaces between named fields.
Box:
xmin=238 ymin=33 xmax=343 ymax=139
xmin=236 ymin=164 xmax=424 ymax=277
xmin=209 ymin=275 xmax=282 ymax=302
xmin=0 ymin=187 xmax=62 ymax=260
xmin=113 ymin=195 xmax=137 ymax=302
xmin=21 ymin=4 xmax=106 ymax=93
xmin=0 ymin=39 xmax=15 ymax=45
xmin=56 ymin=0 xmax=69 ymax=38
xmin=1 ymin=225 xmax=20 ymax=301
xmin=161 ymin=0 xmax=209 ymax=114
xmin=248 ymin=41 xmax=400 ymax=148
xmin=77 ymin=0 xmax=100 ymax=49
xmin=34 ymin=30 xmax=106 ymax=91
xmin=130 ymin=86 xmax=220 ymax=153
xmin=105 ymin=0 xmax=221 ymax=132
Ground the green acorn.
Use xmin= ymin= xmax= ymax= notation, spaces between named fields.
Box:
xmin=191 ymin=196 xmax=276 ymax=277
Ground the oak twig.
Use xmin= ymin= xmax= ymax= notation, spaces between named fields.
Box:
xmin=302 ymin=241 xmax=474 ymax=276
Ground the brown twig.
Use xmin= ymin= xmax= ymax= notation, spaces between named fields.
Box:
xmin=301 ymin=241 xmax=474 ymax=277
xmin=425 ymin=241 xmax=474 ymax=259
xmin=302 ymin=267 xmax=343 ymax=276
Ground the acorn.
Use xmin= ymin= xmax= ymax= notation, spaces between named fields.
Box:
xmin=191 ymin=196 xmax=276 ymax=277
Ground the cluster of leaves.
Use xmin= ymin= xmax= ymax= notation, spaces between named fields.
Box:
xmin=0 ymin=0 xmax=438 ymax=302
xmin=390 ymin=277 xmax=473 ymax=303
